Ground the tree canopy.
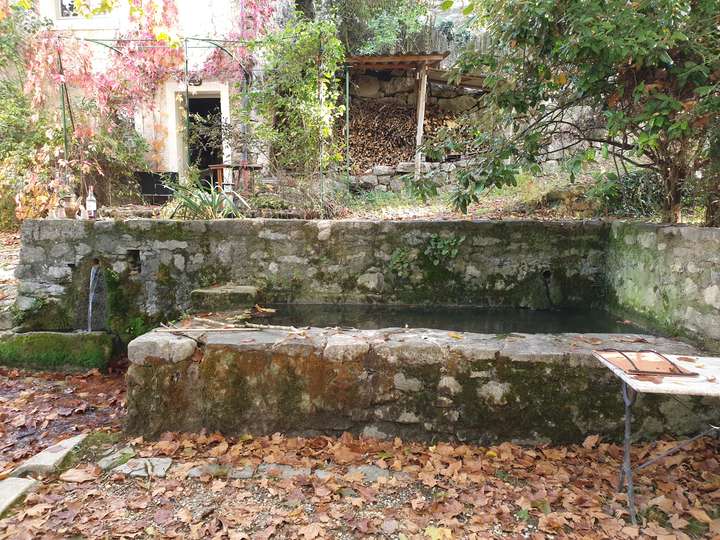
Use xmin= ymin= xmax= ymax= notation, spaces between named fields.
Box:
xmin=432 ymin=0 xmax=720 ymax=224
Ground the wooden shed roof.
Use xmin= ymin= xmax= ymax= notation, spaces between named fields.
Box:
xmin=346 ymin=52 xmax=449 ymax=71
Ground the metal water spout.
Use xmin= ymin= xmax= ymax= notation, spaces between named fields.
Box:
xmin=87 ymin=261 xmax=100 ymax=332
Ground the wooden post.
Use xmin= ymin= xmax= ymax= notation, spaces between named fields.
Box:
xmin=414 ymin=63 xmax=428 ymax=179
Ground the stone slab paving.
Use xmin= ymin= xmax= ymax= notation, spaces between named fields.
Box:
xmin=10 ymin=434 xmax=87 ymax=478
xmin=255 ymin=463 xmax=311 ymax=480
xmin=97 ymin=447 xmax=136 ymax=471
xmin=105 ymin=455 xmax=405 ymax=485
xmin=0 ymin=478 xmax=36 ymax=516
xmin=112 ymin=458 xmax=173 ymax=478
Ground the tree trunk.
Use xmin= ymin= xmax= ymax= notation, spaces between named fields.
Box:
xmin=662 ymin=166 xmax=683 ymax=224
xmin=705 ymin=178 xmax=720 ymax=227
xmin=705 ymin=134 xmax=720 ymax=227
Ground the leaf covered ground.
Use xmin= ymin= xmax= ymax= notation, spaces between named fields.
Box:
xmin=2 ymin=409 xmax=720 ymax=538
xmin=0 ymin=368 xmax=125 ymax=476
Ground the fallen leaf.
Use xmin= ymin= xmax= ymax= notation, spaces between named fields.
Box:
xmin=298 ymin=522 xmax=323 ymax=539
xmin=209 ymin=440 xmax=229 ymax=457
xmin=688 ymin=507 xmax=713 ymax=523
xmin=424 ymin=526 xmax=452 ymax=539
xmin=583 ymin=434 xmax=600 ymax=449
xmin=59 ymin=466 xmax=99 ymax=483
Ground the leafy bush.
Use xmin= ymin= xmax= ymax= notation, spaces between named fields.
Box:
xmin=389 ymin=247 xmax=414 ymax=279
xmin=238 ymin=17 xmax=345 ymax=175
xmin=440 ymin=0 xmax=720 ymax=224
xmin=587 ymin=170 xmax=665 ymax=218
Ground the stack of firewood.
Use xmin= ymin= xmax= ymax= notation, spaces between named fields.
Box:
xmin=342 ymin=99 xmax=454 ymax=174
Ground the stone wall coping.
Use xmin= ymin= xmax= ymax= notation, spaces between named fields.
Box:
xmin=610 ymin=220 xmax=720 ymax=238
xmin=23 ymin=217 xmax=614 ymax=228
xmin=128 ymin=327 xmax=698 ymax=369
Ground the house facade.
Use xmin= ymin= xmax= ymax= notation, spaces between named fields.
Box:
xmin=37 ymin=0 xmax=244 ymax=176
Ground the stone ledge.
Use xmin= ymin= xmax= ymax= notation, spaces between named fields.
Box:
xmin=0 ymin=331 xmax=114 ymax=370
xmin=125 ymin=327 xmax=713 ymax=444
xmin=11 ymin=434 xmax=87 ymax=478
xmin=190 ymin=285 xmax=258 ymax=313
xmin=0 ymin=478 xmax=37 ymax=517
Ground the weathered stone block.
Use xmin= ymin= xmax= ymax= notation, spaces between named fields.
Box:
xmin=357 ymin=175 xmax=378 ymax=188
xmin=0 ymin=331 xmax=114 ymax=370
xmin=351 ymin=75 xmax=381 ymax=98
xmin=437 ymin=95 xmax=477 ymax=113
xmin=0 ymin=477 xmax=37 ymax=516
xmin=128 ymin=332 xmax=197 ymax=365
xmin=11 ymin=434 xmax=87 ymax=477
xmin=190 ymin=285 xmax=258 ymax=312
xmin=125 ymin=327 xmax=713 ymax=444
xmin=372 ymin=165 xmax=395 ymax=176
xmin=381 ymin=76 xmax=415 ymax=96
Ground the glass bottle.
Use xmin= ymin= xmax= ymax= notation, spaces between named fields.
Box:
xmin=86 ymin=186 xmax=97 ymax=220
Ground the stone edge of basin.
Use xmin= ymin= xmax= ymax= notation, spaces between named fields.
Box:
xmin=127 ymin=327 xmax=699 ymax=367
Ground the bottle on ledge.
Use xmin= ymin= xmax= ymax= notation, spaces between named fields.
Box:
xmin=86 ymin=185 xmax=97 ymax=220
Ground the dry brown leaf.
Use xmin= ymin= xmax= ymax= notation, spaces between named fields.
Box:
xmin=59 ymin=466 xmax=99 ymax=483
xmin=298 ymin=522 xmax=324 ymax=539
xmin=582 ymin=434 xmax=601 ymax=449
xmin=669 ymin=514 xmax=689 ymax=529
xmin=688 ymin=507 xmax=713 ymax=523
xmin=176 ymin=507 xmax=193 ymax=524
xmin=333 ymin=445 xmax=361 ymax=463
xmin=209 ymin=440 xmax=229 ymax=457
xmin=128 ymin=495 xmax=151 ymax=510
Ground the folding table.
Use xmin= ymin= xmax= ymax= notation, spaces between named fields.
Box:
xmin=593 ymin=349 xmax=720 ymax=525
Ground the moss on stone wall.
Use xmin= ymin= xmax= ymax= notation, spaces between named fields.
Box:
xmin=125 ymin=328 xmax=715 ymax=442
xmin=0 ymin=331 xmax=114 ymax=370
xmin=606 ymin=222 xmax=720 ymax=352
xmin=105 ymin=268 xmax=154 ymax=344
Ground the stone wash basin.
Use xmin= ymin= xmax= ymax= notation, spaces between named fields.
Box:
xmin=126 ymin=325 xmax=720 ymax=443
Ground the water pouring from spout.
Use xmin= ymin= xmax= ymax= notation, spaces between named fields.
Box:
xmin=87 ymin=260 xmax=100 ymax=332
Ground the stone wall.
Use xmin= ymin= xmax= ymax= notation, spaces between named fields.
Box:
xmin=126 ymin=327 xmax=716 ymax=443
xmin=607 ymin=222 xmax=720 ymax=351
xmin=15 ymin=219 xmax=608 ymax=341
xmin=349 ymin=160 xmax=471 ymax=193
xmin=15 ymin=218 xmax=720 ymax=350
xmin=351 ymin=73 xmax=480 ymax=113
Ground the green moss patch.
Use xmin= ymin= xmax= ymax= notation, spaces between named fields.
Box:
xmin=0 ymin=331 xmax=114 ymax=370
xmin=58 ymin=431 xmax=124 ymax=473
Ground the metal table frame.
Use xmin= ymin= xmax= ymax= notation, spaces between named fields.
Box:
xmin=595 ymin=349 xmax=720 ymax=525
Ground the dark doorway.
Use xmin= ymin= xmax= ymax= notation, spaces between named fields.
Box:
xmin=188 ymin=97 xmax=222 ymax=173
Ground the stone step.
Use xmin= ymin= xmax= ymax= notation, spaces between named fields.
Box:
xmin=11 ymin=434 xmax=87 ymax=478
xmin=190 ymin=285 xmax=258 ymax=313
xmin=0 ymin=477 xmax=37 ymax=517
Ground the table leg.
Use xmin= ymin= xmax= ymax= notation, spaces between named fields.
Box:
xmin=618 ymin=381 xmax=638 ymax=525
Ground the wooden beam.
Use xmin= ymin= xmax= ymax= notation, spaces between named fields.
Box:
xmin=346 ymin=52 xmax=449 ymax=71
xmin=414 ymin=64 xmax=428 ymax=180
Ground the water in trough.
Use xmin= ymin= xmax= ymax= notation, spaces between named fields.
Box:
xmin=252 ymin=304 xmax=647 ymax=334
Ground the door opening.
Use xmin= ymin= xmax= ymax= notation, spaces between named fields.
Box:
xmin=188 ymin=97 xmax=222 ymax=177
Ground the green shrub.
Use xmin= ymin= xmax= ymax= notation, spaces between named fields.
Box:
xmin=163 ymin=170 xmax=249 ymax=220
xmin=587 ymin=170 xmax=665 ymax=217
